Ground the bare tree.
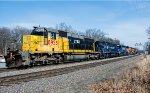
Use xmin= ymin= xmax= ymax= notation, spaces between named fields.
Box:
xmin=0 ymin=26 xmax=31 ymax=55
xmin=85 ymin=28 xmax=120 ymax=44
xmin=146 ymin=26 xmax=150 ymax=38
xmin=145 ymin=26 xmax=150 ymax=51
xmin=113 ymin=38 xmax=120 ymax=44
xmin=0 ymin=27 xmax=11 ymax=55
xmin=85 ymin=28 xmax=106 ymax=41
xmin=56 ymin=23 xmax=120 ymax=44
xmin=56 ymin=22 xmax=78 ymax=34
xmin=11 ymin=26 xmax=31 ymax=50
xmin=143 ymin=41 xmax=149 ymax=51
xmin=56 ymin=22 xmax=70 ymax=31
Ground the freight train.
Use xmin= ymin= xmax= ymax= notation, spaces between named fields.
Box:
xmin=5 ymin=27 xmax=137 ymax=68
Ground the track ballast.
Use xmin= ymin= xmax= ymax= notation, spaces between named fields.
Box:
xmin=0 ymin=55 xmax=137 ymax=86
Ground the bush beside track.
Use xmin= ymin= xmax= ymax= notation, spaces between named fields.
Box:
xmin=89 ymin=55 xmax=150 ymax=93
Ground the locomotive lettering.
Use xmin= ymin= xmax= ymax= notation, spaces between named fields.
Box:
xmin=48 ymin=39 xmax=58 ymax=45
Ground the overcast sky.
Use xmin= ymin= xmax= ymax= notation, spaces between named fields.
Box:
xmin=0 ymin=1 xmax=150 ymax=48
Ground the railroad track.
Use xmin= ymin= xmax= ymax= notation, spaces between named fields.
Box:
xmin=0 ymin=60 xmax=89 ymax=73
xmin=0 ymin=55 xmax=138 ymax=86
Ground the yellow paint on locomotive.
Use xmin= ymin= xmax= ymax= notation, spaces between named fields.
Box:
xmin=22 ymin=34 xmax=95 ymax=54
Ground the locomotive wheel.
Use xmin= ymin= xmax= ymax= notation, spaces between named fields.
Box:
xmin=53 ymin=60 xmax=59 ymax=64
xmin=43 ymin=60 xmax=48 ymax=65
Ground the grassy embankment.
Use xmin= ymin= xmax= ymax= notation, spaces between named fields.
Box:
xmin=90 ymin=55 xmax=150 ymax=93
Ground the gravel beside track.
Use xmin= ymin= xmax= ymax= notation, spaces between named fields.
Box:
xmin=0 ymin=55 xmax=135 ymax=78
xmin=0 ymin=55 xmax=142 ymax=93
xmin=0 ymin=55 xmax=136 ymax=86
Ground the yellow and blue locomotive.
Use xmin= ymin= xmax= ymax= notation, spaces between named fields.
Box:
xmin=6 ymin=26 xmax=137 ymax=68
xmin=6 ymin=27 xmax=100 ymax=67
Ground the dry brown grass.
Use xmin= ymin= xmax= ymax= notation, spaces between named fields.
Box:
xmin=89 ymin=55 xmax=150 ymax=93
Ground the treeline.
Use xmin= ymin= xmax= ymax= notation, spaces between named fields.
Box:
xmin=56 ymin=23 xmax=120 ymax=44
xmin=0 ymin=23 xmax=120 ymax=54
xmin=0 ymin=26 xmax=31 ymax=54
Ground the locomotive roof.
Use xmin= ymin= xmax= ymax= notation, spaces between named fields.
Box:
xmin=96 ymin=41 xmax=121 ymax=45
xmin=46 ymin=27 xmax=59 ymax=33
xmin=33 ymin=27 xmax=59 ymax=33
xmin=33 ymin=26 xmax=94 ymax=40
xmin=58 ymin=29 xmax=94 ymax=40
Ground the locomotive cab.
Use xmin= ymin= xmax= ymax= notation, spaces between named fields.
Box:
xmin=31 ymin=27 xmax=57 ymax=45
xmin=22 ymin=27 xmax=60 ymax=65
xmin=22 ymin=27 xmax=59 ymax=53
